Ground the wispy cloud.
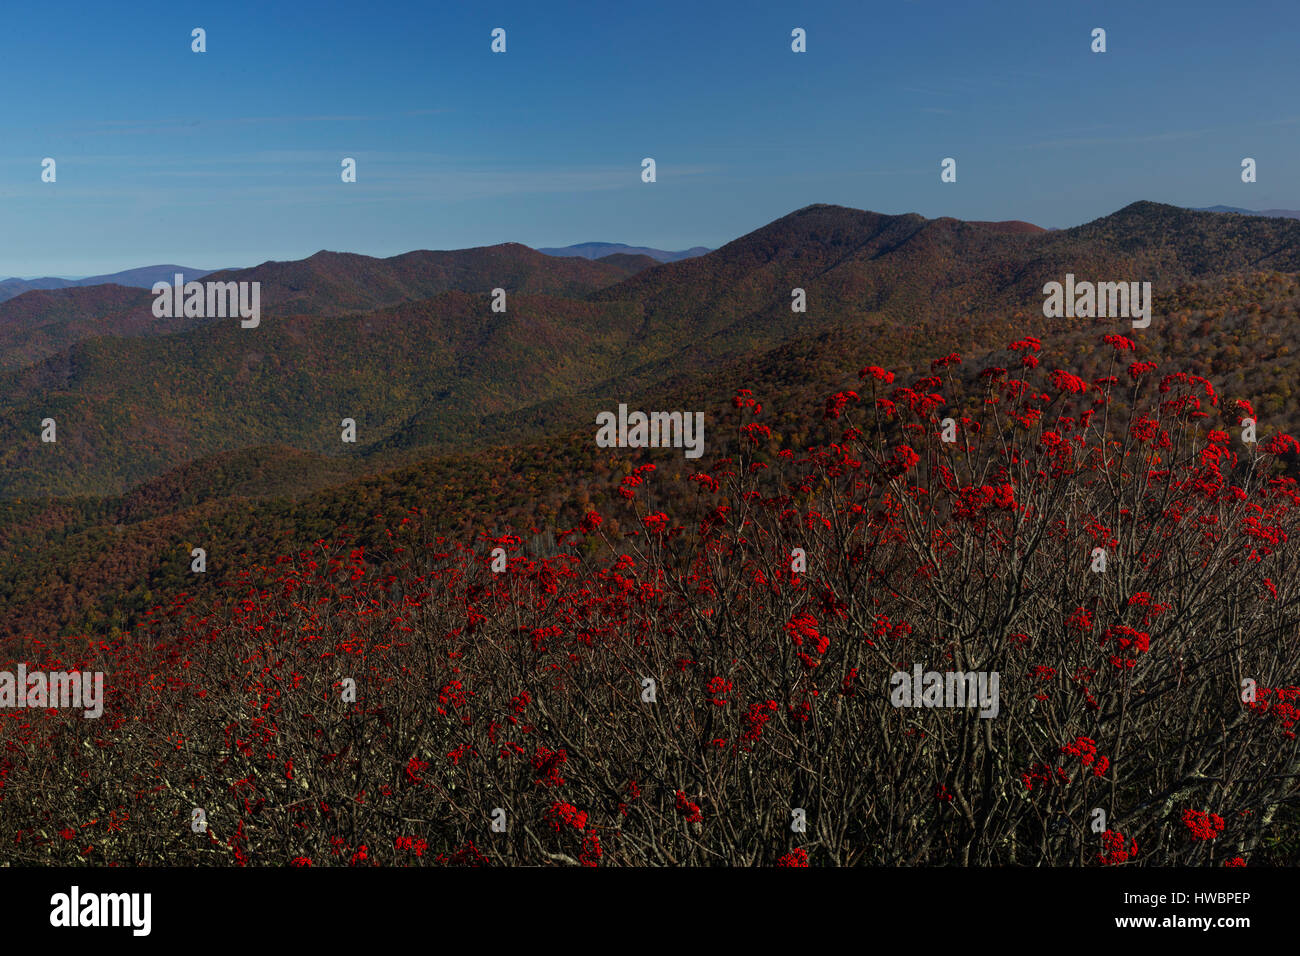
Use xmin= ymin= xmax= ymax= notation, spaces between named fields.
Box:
xmin=900 ymin=69 xmax=1052 ymax=98
xmin=1016 ymin=127 xmax=1220 ymax=150
xmin=53 ymin=111 xmax=454 ymax=137
xmin=0 ymin=158 xmax=724 ymax=206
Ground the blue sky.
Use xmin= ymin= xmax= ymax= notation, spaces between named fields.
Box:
xmin=2 ymin=0 xmax=1297 ymax=276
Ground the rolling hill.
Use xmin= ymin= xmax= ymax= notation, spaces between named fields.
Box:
xmin=1193 ymin=205 xmax=1300 ymax=219
xmin=0 ymin=264 xmax=215 ymax=304
xmin=537 ymin=242 xmax=711 ymax=262
xmin=5 ymin=200 xmax=1300 ymax=637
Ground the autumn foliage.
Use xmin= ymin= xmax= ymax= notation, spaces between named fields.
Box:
xmin=2 ymin=334 xmax=1299 ymax=866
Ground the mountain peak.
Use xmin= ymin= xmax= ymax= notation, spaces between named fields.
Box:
xmin=0 ymin=264 xmax=215 ymax=305
xmin=1191 ymin=204 xmax=1300 ymax=220
xmin=536 ymin=242 xmax=710 ymax=263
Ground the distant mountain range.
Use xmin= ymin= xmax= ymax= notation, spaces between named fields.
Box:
xmin=0 ymin=265 xmax=216 ymax=304
xmin=536 ymin=242 xmax=711 ymax=262
xmin=1192 ymin=205 xmax=1300 ymax=219
xmin=6 ymin=198 xmax=1300 ymax=498
xmin=9 ymin=200 xmax=1300 ymax=637
xmin=9 ymin=211 xmax=1294 ymax=300
xmin=0 ymin=245 xmax=653 ymax=374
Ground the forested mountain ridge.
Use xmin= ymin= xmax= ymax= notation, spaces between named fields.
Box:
xmin=4 ymin=202 xmax=1300 ymax=639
